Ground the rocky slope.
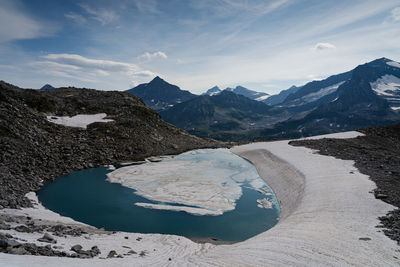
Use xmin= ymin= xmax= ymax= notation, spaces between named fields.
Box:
xmin=0 ymin=81 xmax=223 ymax=209
xmin=290 ymin=123 xmax=400 ymax=244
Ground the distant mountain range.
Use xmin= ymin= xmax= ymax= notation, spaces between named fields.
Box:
xmin=160 ymin=91 xmax=277 ymax=140
xmin=126 ymin=76 xmax=196 ymax=111
xmin=128 ymin=58 xmax=400 ymax=141
xmin=202 ymin=85 xmax=270 ymax=101
xmin=256 ymin=58 xmax=400 ymax=139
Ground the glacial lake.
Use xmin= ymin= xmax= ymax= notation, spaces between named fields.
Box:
xmin=38 ymin=149 xmax=280 ymax=242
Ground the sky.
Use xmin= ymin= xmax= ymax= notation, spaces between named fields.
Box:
xmin=0 ymin=0 xmax=399 ymax=95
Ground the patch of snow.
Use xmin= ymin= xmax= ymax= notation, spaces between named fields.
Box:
xmin=387 ymin=61 xmax=400 ymax=68
xmin=299 ymin=81 xmax=345 ymax=104
xmin=209 ymin=91 xmax=220 ymax=96
xmin=46 ymin=113 xmax=113 ymax=129
xmin=370 ymin=75 xmax=400 ymax=97
xmin=255 ymin=95 xmax=270 ymax=101
xmin=0 ymin=193 xmax=210 ymax=266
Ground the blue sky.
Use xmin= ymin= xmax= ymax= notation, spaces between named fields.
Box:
xmin=0 ymin=0 xmax=399 ymax=94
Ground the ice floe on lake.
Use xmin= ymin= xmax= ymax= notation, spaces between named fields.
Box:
xmin=107 ymin=148 xmax=275 ymax=216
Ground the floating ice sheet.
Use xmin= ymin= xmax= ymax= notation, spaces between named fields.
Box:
xmin=107 ymin=148 xmax=272 ymax=215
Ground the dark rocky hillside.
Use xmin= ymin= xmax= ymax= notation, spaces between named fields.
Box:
xmin=0 ymin=81 xmax=223 ymax=209
xmin=290 ymin=123 xmax=400 ymax=244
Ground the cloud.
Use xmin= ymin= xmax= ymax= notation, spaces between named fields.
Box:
xmin=30 ymin=61 xmax=81 ymax=71
xmin=391 ymin=7 xmax=400 ymax=21
xmin=135 ymin=0 xmax=160 ymax=14
xmin=42 ymin=54 xmax=138 ymax=73
xmin=313 ymin=42 xmax=337 ymax=51
xmin=79 ymin=3 xmax=118 ymax=25
xmin=0 ymin=0 xmax=49 ymax=42
xmin=30 ymin=54 xmax=158 ymax=89
xmin=65 ymin=12 xmax=87 ymax=24
xmin=132 ymin=70 xmax=157 ymax=77
xmin=139 ymin=51 xmax=168 ymax=60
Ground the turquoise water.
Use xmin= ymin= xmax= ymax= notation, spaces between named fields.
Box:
xmin=38 ymin=149 xmax=280 ymax=242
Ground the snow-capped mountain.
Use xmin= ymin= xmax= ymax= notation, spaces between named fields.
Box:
xmin=279 ymin=70 xmax=353 ymax=111
xmin=260 ymin=58 xmax=400 ymax=139
xmin=203 ymin=85 xmax=269 ymax=101
xmin=225 ymin=86 xmax=270 ymax=101
xmin=203 ymin=86 xmax=222 ymax=96
xmin=262 ymin=85 xmax=301 ymax=106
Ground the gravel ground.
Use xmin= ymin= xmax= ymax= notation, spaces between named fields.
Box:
xmin=290 ymin=123 xmax=400 ymax=244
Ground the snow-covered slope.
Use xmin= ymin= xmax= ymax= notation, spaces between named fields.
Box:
xmin=286 ymin=81 xmax=345 ymax=107
xmin=202 ymin=86 xmax=222 ymax=96
xmin=370 ymin=75 xmax=400 ymax=110
xmin=387 ymin=61 xmax=400 ymax=68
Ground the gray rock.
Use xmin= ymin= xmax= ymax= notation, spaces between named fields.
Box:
xmin=37 ymin=233 xmax=56 ymax=244
xmin=71 ymin=244 xmax=82 ymax=253
xmin=6 ymin=239 xmax=21 ymax=248
xmin=90 ymin=246 xmax=101 ymax=257
xmin=14 ymin=225 xmax=31 ymax=233
xmin=0 ymin=222 xmax=11 ymax=230
xmin=107 ymin=250 xmax=117 ymax=258
xmin=9 ymin=247 xmax=30 ymax=255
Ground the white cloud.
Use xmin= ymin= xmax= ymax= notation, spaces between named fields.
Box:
xmin=139 ymin=51 xmax=168 ymax=60
xmin=135 ymin=0 xmax=160 ymax=14
xmin=313 ymin=42 xmax=337 ymax=51
xmin=42 ymin=54 xmax=138 ymax=73
xmin=29 ymin=54 xmax=158 ymax=90
xmin=30 ymin=61 xmax=81 ymax=71
xmin=133 ymin=70 xmax=157 ymax=77
xmin=391 ymin=7 xmax=400 ymax=21
xmin=79 ymin=3 xmax=118 ymax=25
xmin=65 ymin=12 xmax=87 ymax=24
xmin=0 ymin=0 xmax=49 ymax=42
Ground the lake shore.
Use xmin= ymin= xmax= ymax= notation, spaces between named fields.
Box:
xmin=1 ymin=131 xmax=399 ymax=266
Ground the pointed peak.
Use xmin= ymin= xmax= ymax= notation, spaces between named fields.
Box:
xmin=150 ymin=76 xmax=164 ymax=83
xmin=40 ymin=84 xmax=54 ymax=90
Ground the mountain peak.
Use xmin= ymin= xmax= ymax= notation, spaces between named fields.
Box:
xmin=126 ymin=77 xmax=196 ymax=111
xmin=150 ymin=76 xmax=165 ymax=83
xmin=40 ymin=84 xmax=54 ymax=90
xmin=203 ymin=86 xmax=222 ymax=96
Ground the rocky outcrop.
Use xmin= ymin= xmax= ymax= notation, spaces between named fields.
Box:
xmin=0 ymin=81 xmax=224 ymax=209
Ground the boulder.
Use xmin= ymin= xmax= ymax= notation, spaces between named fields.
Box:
xmin=37 ymin=233 xmax=57 ymax=244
